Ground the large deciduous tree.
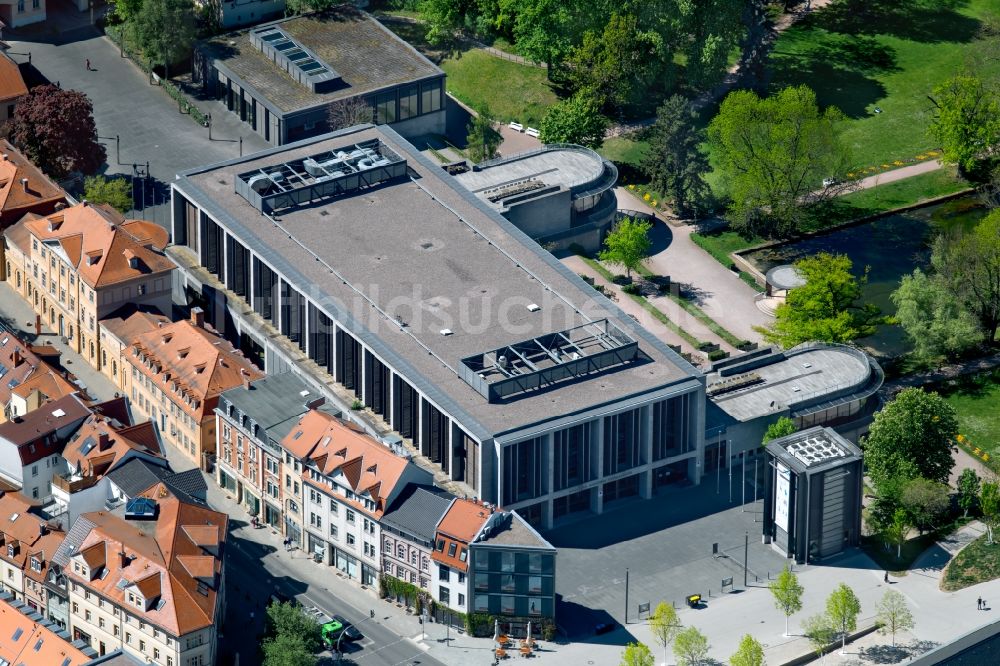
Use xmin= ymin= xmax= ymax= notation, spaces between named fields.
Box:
xmin=83 ymin=176 xmax=133 ymax=214
xmin=328 ymin=97 xmax=374 ymax=131
xmin=932 ymin=210 xmax=1000 ymax=344
xmin=755 ymin=253 xmax=883 ymax=348
xmin=262 ymin=601 xmax=321 ymax=666
xmin=708 ymin=85 xmax=850 ymax=238
xmin=892 ymin=267 xmax=983 ymax=364
xmin=770 ymin=567 xmax=803 ymax=637
xmin=958 ymin=468 xmax=981 ymax=518
xmin=826 ymin=583 xmax=861 ymax=651
xmin=862 ymin=388 xmax=958 ymax=490
xmin=900 ymin=477 xmax=950 ymax=534
xmin=599 ymin=216 xmax=652 ymax=279
xmin=285 ymin=0 xmax=337 ymax=15
xmin=982 ymin=481 xmax=1000 ymax=544
xmin=11 ymin=85 xmax=105 ymax=179
xmin=133 ymin=0 xmax=196 ymax=80
xmin=927 ymin=74 xmax=1000 ymax=173
xmin=762 ymin=416 xmax=797 ymax=446
xmin=539 ymin=92 xmax=608 ymax=149
xmin=568 ymin=13 xmax=667 ymax=112
xmin=641 ymin=95 xmax=711 ymax=218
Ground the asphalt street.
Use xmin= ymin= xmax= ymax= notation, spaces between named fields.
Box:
xmin=222 ymin=531 xmax=447 ymax=666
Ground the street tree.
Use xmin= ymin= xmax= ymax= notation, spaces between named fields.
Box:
xmin=892 ymin=267 xmax=982 ymax=365
xmin=729 ymin=634 xmax=766 ymax=666
xmin=262 ymin=632 xmax=317 ymax=666
xmin=801 ymin=613 xmax=836 ymax=663
xmin=619 ymin=642 xmax=655 ymax=666
xmin=648 ymin=602 xmax=681 ymax=666
xmin=927 ymin=73 xmax=1000 ymax=173
xmin=641 ymin=95 xmax=711 ymax=218
xmin=465 ymin=105 xmax=503 ymax=163
xmin=598 ymin=217 xmax=653 ymax=279
xmin=110 ymin=0 xmax=143 ymax=23
xmin=328 ymin=97 xmax=373 ymax=131
xmin=708 ymin=85 xmax=850 ymax=238
xmin=826 ymin=583 xmax=862 ymax=650
xmin=285 ymin=0 xmax=336 ymax=15
xmin=958 ymin=468 xmax=981 ymax=518
xmin=980 ymin=481 xmax=1000 ymax=544
xmin=673 ymin=626 xmax=710 ymax=666
xmin=133 ymin=0 xmax=196 ymax=80
xmin=265 ymin=601 xmax=321 ymax=653
xmin=83 ymin=175 xmax=133 ymax=214
xmin=769 ymin=567 xmax=804 ymax=637
xmin=876 ymin=589 xmax=914 ymax=647
xmin=11 ymin=85 xmax=106 ymax=179
xmin=762 ymin=417 xmax=796 ymax=445
xmin=885 ymin=508 xmax=911 ymax=560
xmin=862 ymin=387 xmax=958 ymax=490
xmin=900 ymin=477 xmax=950 ymax=534
xmin=755 ymin=253 xmax=883 ymax=348
xmin=932 ymin=210 xmax=1000 ymax=343
xmin=539 ymin=92 xmax=608 ymax=149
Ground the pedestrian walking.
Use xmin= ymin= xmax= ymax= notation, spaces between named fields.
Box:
xmin=978 ymin=597 xmax=983 ymax=610
xmin=85 ymin=59 xmax=90 ymax=71
xmin=884 ymin=571 xmax=889 ymax=583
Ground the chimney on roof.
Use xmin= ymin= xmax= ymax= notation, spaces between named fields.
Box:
xmin=98 ymin=433 xmax=111 ymax=451
xmin=81 ymin=199 xmax=88 ymax=207
xmin=119 ymin=549 xmax=129 ymax=568
xmin=38 ymin=522 xmax=47 ymax=536
xmin=11 ymin=350 xmax=23 ymax=368
xmin=20 ymin=177 xmax=27 ymax=193
xmin=240 ymin=368 xmax=252 ymax=390
xmin=191 ymin=307 xmax=205 ymax=328
xmin=305 ymin=396 xmax=326 ymax=411
xmin=1 ymin=154 xmax=7 ymax=161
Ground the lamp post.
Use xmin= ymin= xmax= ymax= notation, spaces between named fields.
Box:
xmin=624 ymin=567 xmax=629 ymax=625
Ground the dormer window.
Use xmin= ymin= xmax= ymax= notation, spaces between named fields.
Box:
xmin=86 ymin=250 xmax=102 ymax=266
xmin=177 ymin=348 xmax=190 ymax=360
xmin=6 ymin=544 xmax=13 ymax=558
xmin=30 ymin=557 xmax=41 ymax=572
xmin=48 ymin=217 xmax=62 ymax=232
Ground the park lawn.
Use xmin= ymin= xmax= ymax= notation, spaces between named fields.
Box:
xmin=599 ymin=137 xmax=650 ymax=169
xmin=380 ymin=18 xmax=559 ymax=127
xmin=941 ymin=369 xmax=1000 ymax=465
xmin=440 ymin=50 xmax=558 ymax=127
xmin=768 ymin=0 xmax=1000 ymax=170
xmin=942 ymin=534 xmax=1000 ymax=591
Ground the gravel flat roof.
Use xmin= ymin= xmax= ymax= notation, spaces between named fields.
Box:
xmin=175 ymin=126 xmax=699 ymax=440
xmin=200 ymin=8 xmax=443 ymax=114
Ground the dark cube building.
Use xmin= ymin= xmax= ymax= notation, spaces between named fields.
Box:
xmin=193 ymin=7 xmax=446 ymax=146
xmin=762 ymin=426 xmax=863 ymax=564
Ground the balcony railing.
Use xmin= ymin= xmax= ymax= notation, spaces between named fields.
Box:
xmin=51 ymin=474 xmax=99 ymax=493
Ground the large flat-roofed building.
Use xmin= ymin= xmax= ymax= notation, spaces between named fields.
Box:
xmin=193 ymin=7 xmax=447 ymax=146
xmin=704 ymin=343 xmax=883 ymax=472
xmin=169 ymin=124 xmax=704 ymax=529
xmin=453 ymin=145 xmax=619 ymax=253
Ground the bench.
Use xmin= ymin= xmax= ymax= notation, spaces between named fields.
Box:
xmin=525 ymin=127 xmax=540 ymax=138
xmin=509 ymin=121 xmax=524 ymax=132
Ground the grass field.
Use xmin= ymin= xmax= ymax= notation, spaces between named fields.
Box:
xmin=942 ymin=533 xmax=1000 ymax=591
xmin=769 ymin=0 xmax=1000 ymax=170
xmin=690 ymin=167 xmax=971 ymax=269
xmin=381 ymin=19 xmax=559 ymax=128
xmin=942 ymin=369 xmax=1000 ymax=465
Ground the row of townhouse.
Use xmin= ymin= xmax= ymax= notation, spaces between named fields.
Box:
xmin=215 ymin=371 xmax=556 ymax=631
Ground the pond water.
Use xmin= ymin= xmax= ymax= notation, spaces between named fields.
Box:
xmin=743 ymin=195 xmax=988 ymax=357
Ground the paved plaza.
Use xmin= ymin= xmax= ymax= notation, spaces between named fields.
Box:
xmin=6 ymin=23 xmax=269 ymax=230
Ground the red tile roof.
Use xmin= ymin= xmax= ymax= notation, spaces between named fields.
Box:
xmin=0 ymin=54 xmax=26 ymax=103
xmin=130 ymin=317 xmax=263 ymax=424
xmin=283 ymin=410 xmax=410 ymax=517
xmin=19 ymin=202 xmax=173 ymax=288
xmin=0 ymin=393 xmax=91 ymax=465
xmin=70 ymin=485 xmax=228 ymax=636
xmin=0 ymin=329 xmax=74 ymax=408
xmin=431 ymin=498 xmax=489 ymax=572
xmin=0 ymin=140 xmax=65 ymax=227
xmin=0 ymin=597 xmax=92 ymax=666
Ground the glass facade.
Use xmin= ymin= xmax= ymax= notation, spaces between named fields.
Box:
xmin=503 ymin=437 xmax=545 ymax=504
xmin=603 ymin=408 xmax=644 ymax=475
xmin=470 ymin=547 xmax=555 ymax=619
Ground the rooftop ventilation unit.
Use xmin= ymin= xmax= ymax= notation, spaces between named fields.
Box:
xmin=250 ymin=26 xmax=342 ymax=93
xmin=460 ymin=318 xmax=638 ymax=402
xmin=235 ymin=139 xmax=407 ymax=213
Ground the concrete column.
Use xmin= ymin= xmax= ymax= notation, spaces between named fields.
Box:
xmin=542 ymin=499 xmax=553 ymax=531
xmin=591 ymin=417 xmax=604 ymax=515
xmin=641 ymin=405 xmax=654 ymax=499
